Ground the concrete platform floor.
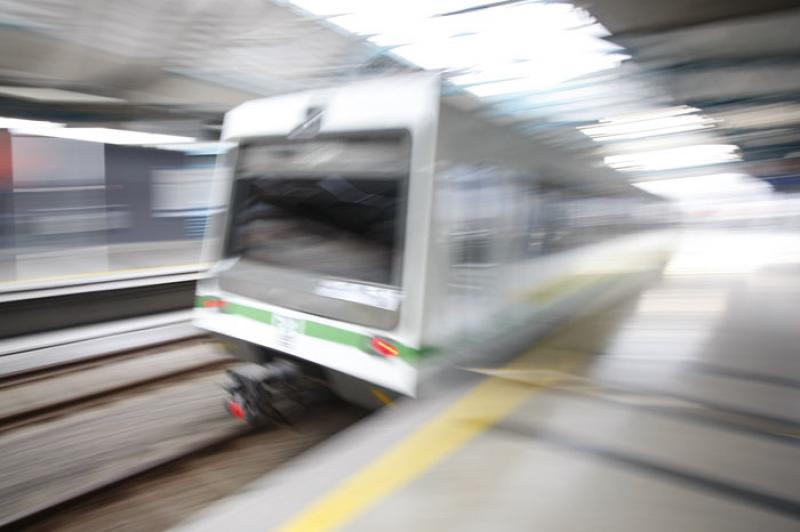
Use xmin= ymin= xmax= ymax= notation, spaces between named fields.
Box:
xmin=175 ymin=229 xmax=800 ymax=532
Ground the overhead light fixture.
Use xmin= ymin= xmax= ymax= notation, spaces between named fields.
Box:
xmin=11 ymin=127 xmax=195 ymax=146
xmin=0 ymin=117 xmax=65 ymax=130
xmin=633 ymin=173 xmax=772 ymax=201
xmin=0 ymin=87 xmax=125 ymax=104
xmin=291 ymin=0 xmax=492 ymax=19
xmin=605 ymin=144 xmax=740 ymax=172
xmin=288 ymin=0 xmax=627 ymax=94
xmin=599 ymin=106 xmax=700 ymax=122
xmin=154 ymin=141 xmax=235 ymax=155
xmin=462 ymin=54 xmax=630 ymax=97
xmin=580 ymin=106 xmax=716 ymax=142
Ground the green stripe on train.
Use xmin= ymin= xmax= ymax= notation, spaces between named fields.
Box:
xmin=223 ymin=301 xmax=273 ymax=324
xmin=198 ymin=296 xmax=421 ymax=363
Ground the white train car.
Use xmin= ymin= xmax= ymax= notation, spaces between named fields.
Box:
xmin=193 ymin=73 xmax=670 ymax=421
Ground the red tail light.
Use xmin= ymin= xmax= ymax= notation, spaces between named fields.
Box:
xmin=203 ymin=298 xmax=225 ymax=309
xmin=227 ymin=400 xmax=245 ymax=420
xmin=370 ymin=337 xmax=400 ymax=358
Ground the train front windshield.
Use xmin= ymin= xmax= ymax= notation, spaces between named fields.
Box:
xmin=220 ymin=133 xmax=409 ymax=328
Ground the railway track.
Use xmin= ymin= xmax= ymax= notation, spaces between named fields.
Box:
xmin=0 ymin=338 xmax=231 ymax=432
xmin=0 ymin=419 xmax=250 ymax=530
xmin=0 ymin=336 xmax=363 ymax=531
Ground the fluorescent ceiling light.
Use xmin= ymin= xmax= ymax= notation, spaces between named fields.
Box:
xmin=633 ymin=173 xmax=771 ymax=201
xmin=0 ymin=87 xmax=125 ymax=104
xmin=463 ymin=54 xmax=630 ymax=97
xmin=0 ymin=117 xmax=65 ymax=129
xmin=605 ymin=144 xmax=740 ymax=172
xmin=580 ymin=109 xmax=716 ymax=141
xmin=598 ymin=106 xmax=700 ymax=123
xmin=291 ymin=0 xmax=490 ymax=19
xmin=12 ymin=127 xmax=195 ymax=145
xmin=288 ymin=0 xmax=626 ymax=93
xmin=154 ymin=141 xmax=235 ymax=154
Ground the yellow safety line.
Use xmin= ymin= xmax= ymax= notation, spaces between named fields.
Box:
xmin=278 ymin=346 xmax=587 ymax=532
xmin=278 ymin=249 xmax=669 ymax=530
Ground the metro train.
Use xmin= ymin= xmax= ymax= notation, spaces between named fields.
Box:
xmin=193 ymin=73 xmax=671 ymax=423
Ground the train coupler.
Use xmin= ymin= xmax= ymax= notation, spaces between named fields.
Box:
xmin=223 ymin=359 xmax=324 ymax=427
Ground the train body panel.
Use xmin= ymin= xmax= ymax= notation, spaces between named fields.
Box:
xmin=193 ymin=72 xmax=670 ymax=403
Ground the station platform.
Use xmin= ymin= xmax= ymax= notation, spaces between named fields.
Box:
xmin=0 ymin=239 xmax=207 ymax=296
xmin=174 ymin=229 xmax=800 ymax=532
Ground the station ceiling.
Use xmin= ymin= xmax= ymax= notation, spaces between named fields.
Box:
xmin=0 ymin=0 xmax=799 ymax=191
xmin=591 ymin=2 xmax=800 ymax=190
xmin=576 ymin=0 xmax=800 ymax=34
